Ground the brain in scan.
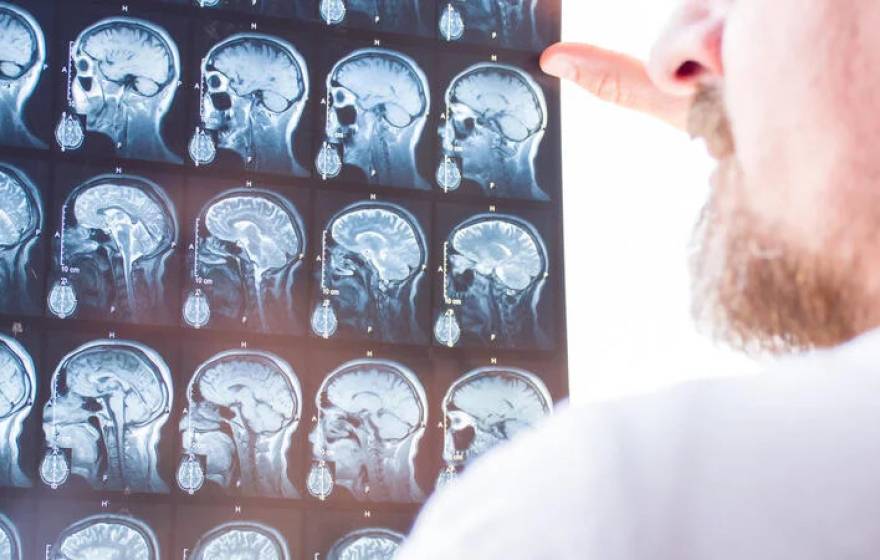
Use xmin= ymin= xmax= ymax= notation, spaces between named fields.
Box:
xmin=326 ymin=366 xmax=421 ymax=439
xmin=80 ymin=22 xmax=174 ymax=93
xmin=0 ymin=8 xmax=37 ymax=77
xmin=210 ymin=39 xmax=305 ymax=109
xmin=327 ymin=528 xmax=403 ymax=560
xmin=184 ymin=350 xmax=302 ymax=497
xmin=0 ymin=339 xmax=32 ymax=418
xmin=192 ymin=522 xmax=290 ymax=560
xmin=205 ymin=194 xmax=301 ymax=271
xmin=0 ymin=168 xmax=39 ymax=247
xmin=331 ymin=206 xmax=422 ymax=282
xmin=44 ymin=340 xmax=171 ymax=492
xmin=334 ymin=53 xmax=426 ymax=122
xmin=0 ymin=334 xmax=35 ymax=488
xmin=451 ymin=218 xmax=543 ymax=290
xmin=53 ymin=515 xmax=158 ymax=560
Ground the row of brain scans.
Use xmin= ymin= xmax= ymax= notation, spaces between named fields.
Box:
xmin=0 ymin=162 xmax=555 ymax=349
xmin=0 ymin=510 xmax=405 ymax=559
xmin=0 ymin=333 xmax=555 ymax=503
xmin=1 ymin=3 xmax=557 ymax=200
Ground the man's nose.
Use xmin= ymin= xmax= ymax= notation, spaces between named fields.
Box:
xmin=647 ymin=1 xmax=727 ymax=95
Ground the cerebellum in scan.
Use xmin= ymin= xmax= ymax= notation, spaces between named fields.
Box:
xmin=312 ymin=201 xmax=428 ymax=343
xmin=434 ymin=213 xmax=550 ymax=349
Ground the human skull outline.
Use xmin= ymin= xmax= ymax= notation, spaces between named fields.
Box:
xmin=200 ymin=33 xmax=309 ymax=175
xmin=191 ymin=521 xmax=291 ymax=560
xmin=196 ymin=187 xmax=305 ymax=332
xmin=0 ymin=163 xmax=43 ymax=314
xmin=439 ymin=63 xmax=548 ymax=200
xmin=51 ymin=513 xmax=159 ymax=560
xmin=70 ymin=16 xmax=182 ymax=163
xmin=0 ymin=513 xmax=22 ymax=560
xmin=0 ymin=2 xmax=46 ymax=149
xmin=327 ymin=527 xmax=404 ymax=560
xmin=181 ymin=349 xmax=303 ymax=498
xmin=322 ymin=201 xmax=427 ymax=342
xmin=0 ymin=333 xmax=36 ymax=488
xmin=60 ymin=173 xmax=177 ymax=321
xmin=310 ymin=358 xmax=427 ymax=502
xmin=441 ymin=366 xmax=551 ymax=472
xmin=322 ymin=48 xmax=430 ymax=189
xmin=42 ymin=339 xmax=173 ymax=493
xmin=441 ymin=213 xmax=549 ymax=347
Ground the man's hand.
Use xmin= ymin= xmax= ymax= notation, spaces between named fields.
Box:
xmin=541 ymin=43 xmax=692 ymax=131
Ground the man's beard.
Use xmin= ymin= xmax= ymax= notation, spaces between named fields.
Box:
xmin=687 ymin=87 xmax=861 ymax=354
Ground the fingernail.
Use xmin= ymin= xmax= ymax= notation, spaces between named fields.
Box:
xmin=542 ymin=56 xmax=576 ymax=81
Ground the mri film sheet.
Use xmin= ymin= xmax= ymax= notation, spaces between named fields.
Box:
xmin=181 ymin=181 xmax=310 ymax=335
xmin=436 ymin=0 xmax=561 ymax=51
xmin=46 ymin=165 xmax=182 ymax=326
xmin=433 ymin=203 xmax=557 ymax=350
xmin=53 ymin=5 xmax=190 ymax=164
xmin=0 ymin=327 xmax=42 ymax=490
xmin=314 ymin=40 xmax=435 ymax=191
xmin=39 ymin=332 xmax=178 ymax=495
xmin=173 ymin=505 xmax=302 ymax=559
xmin=0 ymin=0 xmax=54 ymax=150
xmin=188 ymin=21 xmax=315 ymax=177
xmin=310 ymin=192 xmax=431 ymax=344
xmin=433 ymin=53 xmax=561 ymax=201
xmin=176 ymin=341 xmax=306 ymax=500
xmin=0 ymin=158 xmax=48 ymax=317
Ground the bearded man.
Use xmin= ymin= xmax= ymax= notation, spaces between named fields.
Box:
xmin=399 ymin=1 xmax=880 ymax=558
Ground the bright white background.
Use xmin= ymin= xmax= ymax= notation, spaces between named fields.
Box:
xmin=561 ymin=1 xmax=760 ymax=403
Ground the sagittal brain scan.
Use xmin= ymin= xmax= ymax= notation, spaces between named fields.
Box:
xmin=0 ymin=2 xmax=46 ymax=149
xmin=40 ymin=340 xmax=172 ymax=493
xmin=435 ymin=213 xmax=549 ymax=349
xmin=316 ymin=48 xmax=430 ymax=190
xmin=48 ymin=174 xmax=178 ymax=324
xmin=318 ymin=0 xmax=428 ymax=32
xmin=189 ymin=33 xmax=310 ymax=175
xmin=436 ymin=63 xmax=548 ymax=200
xmin=182 ymin=188 xmax=305 ymax=333
xmin=327 ymin=528 xmax=404 ymax=560
xmin=437 ymin=367 xmax=551 ymax=488
xmin=308 ymin=359 xmax=427 ymax=503
xmin=51 ymin=514 xmax=159 ymax=560
xmin=55 ymin=17 xmax=182 ymax=164
xmin=178 ymin=350 xmax=302 ymax=498
xmin=0 ymin=334 xmax=36 ymax=489
xmin=191 ymin=522 xmax=291 ymax=560
xmin=0 ymin=513 xmax=21 ymax=560
xmin=0 ymin=164 xmax=43 ymax=315
xmin=311 ymin=202 xmax=427 ymax=343
xmin=438 ymin=0 xmax=550 ymax=50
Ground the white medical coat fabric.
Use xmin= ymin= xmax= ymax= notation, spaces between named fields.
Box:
xmin=399 ymin=330 xmax=880 ymax=559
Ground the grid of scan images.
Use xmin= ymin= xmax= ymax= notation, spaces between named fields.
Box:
xmin=0 ymin=0 xmax=567 ymax=557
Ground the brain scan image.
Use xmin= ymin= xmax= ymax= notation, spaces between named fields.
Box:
xmin=318 ymin=0 xmax=428 ymax=33
xmin=191 ymin=33 xmax=309 ymax=175
xmin=0 ymin=3 xmax=47 ymax=149
xmin=0 ymin=513 xmax=21 ymax=560
xmin=41 ymin=339 xmax=172 ymax=493
xmin=191 ymin=522 xmax=290 ymax=560
xmin=0 ymin=163 xmax=43 ymax=315
xmin=312 ymin=201 xmax=427 ymax=343
xmin=326 ymin=528 xmax=403 ymax=560
xmin=437 ymin=366 xmax=551 ymax=488
xmin=434 ymin=213 xmax=549 ymax=349
xmin=308 ymin=359 xmax=427 ymax=503
xmin=179 ymin=350 xmax=303 ymax=498
xmin=436 ymin=63 xmax=548 ymax=200
xmin=48 ymin=174 xmax=178 ymax=324
xmin=438 ymin=0 xmax=550 ymax=50
xmin=316 ymin=48 xmax=430 ymax=190
xmin=63 ymin=17 xmax=182 ymax=163
xmin=183 ymin=188 xmax=305 ymax=334
xmin=51 ymin=514 xmax=159 ymax=560
xmin=0 ymin=334 xmax=36 ymax=489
